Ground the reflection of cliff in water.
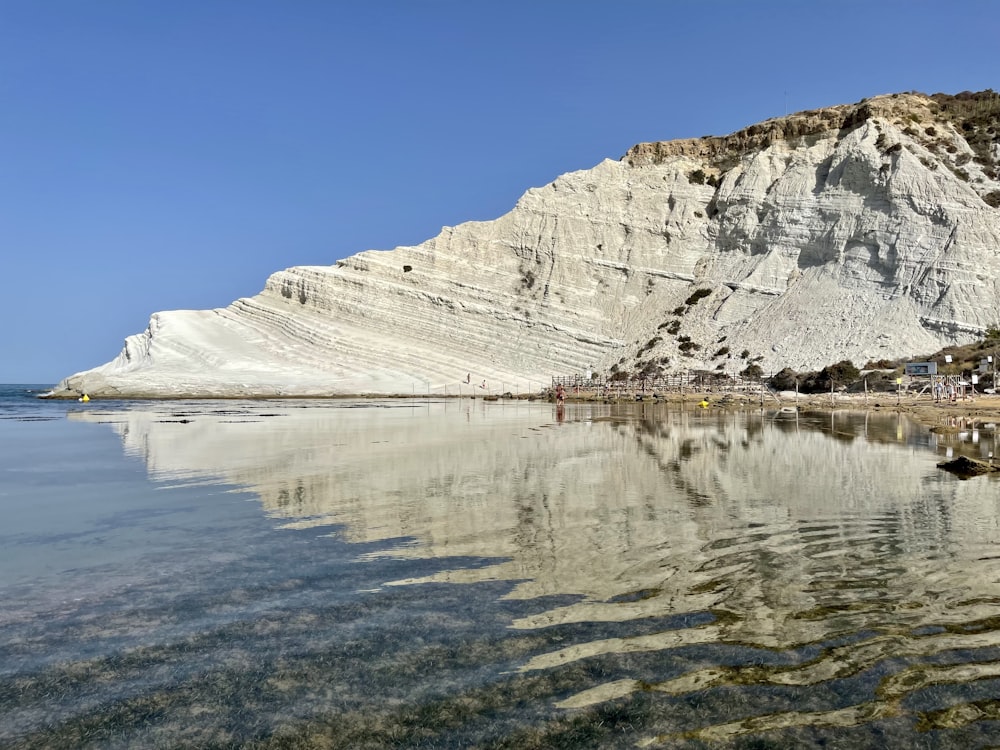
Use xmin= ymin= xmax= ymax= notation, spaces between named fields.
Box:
xmin=71 ymin=401 xmax=999 ymax=642
xmin=69 ymin=400 xmax=1000 ymax=737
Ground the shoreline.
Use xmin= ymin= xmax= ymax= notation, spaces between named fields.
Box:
xmin=577 ymin=390 xmax=1000 ymax=431
xmin=41 ymin=388 xmax=1000 ymax=431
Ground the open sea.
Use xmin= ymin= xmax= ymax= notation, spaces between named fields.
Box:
xmin=3 ymin=383 xmax=1000 ymax=748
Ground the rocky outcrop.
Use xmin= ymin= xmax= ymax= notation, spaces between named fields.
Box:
xmin=53 ymin=90 xmax=1000 ymax=398
xmin=937 ymin=455 xmax=1000 ymax=478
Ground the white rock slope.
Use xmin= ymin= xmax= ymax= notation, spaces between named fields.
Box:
xmin=55 ymin=91 xmax=1000 ymax=397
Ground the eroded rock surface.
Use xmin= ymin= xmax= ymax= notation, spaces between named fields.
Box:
xmin=55 ymin=91 xmax=1000 ymax=397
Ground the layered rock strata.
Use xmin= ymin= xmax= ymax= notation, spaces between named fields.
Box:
xmin=54 ymin=91 xmax=1000 ymax=397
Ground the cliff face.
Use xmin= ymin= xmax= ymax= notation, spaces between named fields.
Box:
xmin=56 ymin=91 xmax=1000 ymax=397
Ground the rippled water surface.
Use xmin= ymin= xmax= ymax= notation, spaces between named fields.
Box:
xmin=3 ymin=390 xmax=1000 ymax=748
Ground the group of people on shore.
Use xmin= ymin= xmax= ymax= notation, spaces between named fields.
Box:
xmin=934 ymin=379 xmax=968 ymax=403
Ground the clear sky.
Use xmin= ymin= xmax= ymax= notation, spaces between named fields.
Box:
xmin=1 ymin=0 xmax=997 ymax=383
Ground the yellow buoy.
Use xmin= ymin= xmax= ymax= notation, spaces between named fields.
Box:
xmin=80 ymin=394 xmax=90 ymax=402
xmin=699 ymin=400 xmax=709 ymax=408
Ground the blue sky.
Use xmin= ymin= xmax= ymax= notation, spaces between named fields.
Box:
xmin=1 ymin=0 xmax=997 ymax=383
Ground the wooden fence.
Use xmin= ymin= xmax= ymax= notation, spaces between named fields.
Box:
xmin=551 ymin=372 xmax=759 ymax=395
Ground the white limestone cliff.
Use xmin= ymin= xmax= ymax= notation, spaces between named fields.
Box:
xmin=53 ymin=91 xmax=1000 ymax=397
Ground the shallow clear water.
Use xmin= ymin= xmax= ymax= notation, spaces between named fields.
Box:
xmin=3 ymin=388 xmax=1000 ymax=748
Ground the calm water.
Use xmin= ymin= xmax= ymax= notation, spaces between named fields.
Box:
xmin=3 ymin=385 xmax=1000 ymax=748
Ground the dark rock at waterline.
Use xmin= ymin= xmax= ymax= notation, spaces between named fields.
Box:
xmin=936 ymin=455 xmax=999 ymax=479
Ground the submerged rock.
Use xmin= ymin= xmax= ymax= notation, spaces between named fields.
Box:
xmin=936 ymin=455 xmax=999 ymax=479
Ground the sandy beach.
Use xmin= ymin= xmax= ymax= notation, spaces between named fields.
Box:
xmin=549 ymin=388 xmax=1000 ymax=432
xmin=45 ymin=385 xmax=1000 ymax=433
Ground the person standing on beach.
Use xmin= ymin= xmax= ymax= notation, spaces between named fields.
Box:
xmin=555 ymin=384 xmax=566 ymax=404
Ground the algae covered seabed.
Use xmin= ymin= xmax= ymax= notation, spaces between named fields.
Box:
xmin=3 ymin=397 xmax=1000 ymax=748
